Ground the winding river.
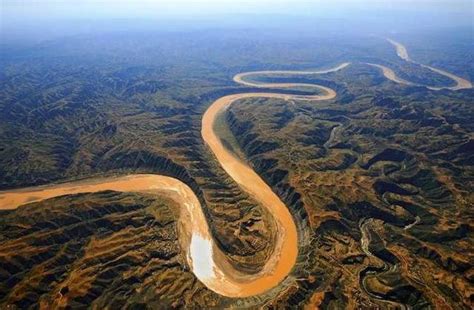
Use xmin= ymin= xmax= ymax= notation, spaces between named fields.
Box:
xmin=369 ymin=38 xmax=473 ymax=90
xmin=0 ymin=39 xmax=471 ymax=299
xmin=0 ymin=64 xmax=347 ymax=298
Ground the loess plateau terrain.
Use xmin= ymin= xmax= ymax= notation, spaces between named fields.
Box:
xmin=0 ymin=27 xmax=473 ymax=309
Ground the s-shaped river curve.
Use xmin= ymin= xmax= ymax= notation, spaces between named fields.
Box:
xmin=0 ymin=63 xmax=350 ymax=298
xmin=368 ymin=38 xmax=472 ymax=91
xmin=0 ymin=37 xmax=471 ymax=300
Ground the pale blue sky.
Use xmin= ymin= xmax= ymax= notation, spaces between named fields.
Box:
xmin=1 ymin=0 xmax=472 ymax=44
xmin=2 ymin=0 xmax=473 ymax=19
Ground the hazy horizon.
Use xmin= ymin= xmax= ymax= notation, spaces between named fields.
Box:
xmin=0 ymin=0 xmax=474 ymax=46
xmin=3 ymin=0 xmax=473 ymax=16
xmin=2 ymin=0 xmax=473 ymax=46
xmin=2 ymin=1 xmax=473 ymax=24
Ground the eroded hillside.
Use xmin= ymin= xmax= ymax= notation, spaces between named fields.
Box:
xmin=0 ymin=31 xmax=472 ymax=308
xmin=226 ymin=63 xmax=473 ymax=308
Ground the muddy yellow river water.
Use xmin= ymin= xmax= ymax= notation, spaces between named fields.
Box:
xmin=0 ymin=64 xmax=348 ymax=297
xmin=0 ymin=38 xmax=471 ymax=298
